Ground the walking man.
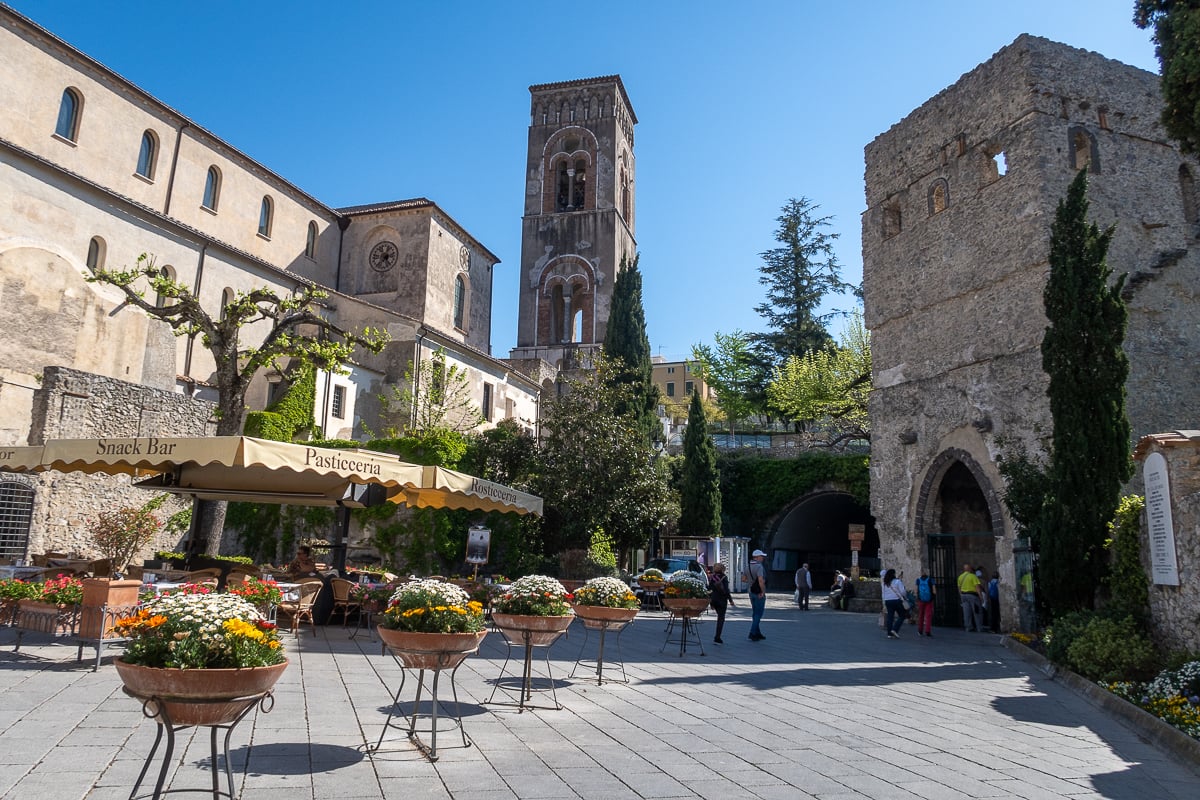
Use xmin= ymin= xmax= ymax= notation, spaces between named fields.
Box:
xmin=957 ymin=563 xmax=983 ymax=631
xmin=794 ymin=562 xmax=812 ymax=610
xmin=748 ymin=549 xmax=767 ymax=640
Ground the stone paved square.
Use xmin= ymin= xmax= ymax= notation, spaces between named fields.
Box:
xmin=1 ymin=595 xmax=1196 ymax=799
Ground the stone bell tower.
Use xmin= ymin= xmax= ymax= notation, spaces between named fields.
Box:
xmin=509 ymin=76 xmax=638 ymax=371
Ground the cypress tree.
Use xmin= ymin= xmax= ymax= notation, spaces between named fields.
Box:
xmin=1037 ymin=170 xmax=1133 ymax=615
xmin=603 ymin=254 xmax=660 ymax=444
xmin=679 ymin=391 xmax=722 ymax=538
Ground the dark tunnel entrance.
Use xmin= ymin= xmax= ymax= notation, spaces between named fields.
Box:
xmin=766 ymin=491 xmax=877 ymax=591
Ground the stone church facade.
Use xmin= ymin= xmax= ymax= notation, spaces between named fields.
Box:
xmin=0 ymin=7 xmax=542 ymax=558
xmin=863 ymin=35 xmax=1200 ymax=630
xmin=509 ymin=76 xmax=638 ymax=381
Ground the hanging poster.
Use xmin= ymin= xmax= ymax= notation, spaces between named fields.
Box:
xmin=1143 ymin=452 xmax=1180 ymax=586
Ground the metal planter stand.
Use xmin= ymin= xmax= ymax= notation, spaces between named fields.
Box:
xmin=125 ymin=690 xmax=274 ymax=800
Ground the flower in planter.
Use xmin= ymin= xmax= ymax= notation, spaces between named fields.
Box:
xmin=114 ymin=592 xmax=283 ymax=669
xmin=662 ymin=570 xmax=709 ymax=600
xmin=0 ymin=579 xmax=42 ymax=602
xmin=493 ymin=574 xmax=572 ymax=616
xmin=39 ymin=574 xmax=85 ymax=605
xmin=572 ymin=577 xmax=639 ymax=609
xmin=379 ymin=579 xmax=484 ymax=634
xmin=227 ymin=577 xmax=282 ymax=608
xmin=637 ymin=568 xmax=665 ymax=584
xmin=350 ymin=583 xmax=398 ymax=606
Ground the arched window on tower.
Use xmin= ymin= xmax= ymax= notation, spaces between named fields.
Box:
xmin=550 ymin=283 xmax=566 ymax=343
xmin=1069 ymin=126 xmax=1099 ymax=173
xmin=453 ymin=275 xmax=467 ymax=331
xmin=620 ymin=166 xmax=630 ymax=221
xmin=928 ymin=179 xmax=949 ymax=215
xmin=556 ymin=158 xmax=588 ymax=212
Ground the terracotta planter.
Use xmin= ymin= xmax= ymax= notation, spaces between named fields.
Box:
xmin=492 ymin=612 xmax=574 ymax=645
xmin=639 ymin=581 xmax=664 ymax=593
xmin=570 ymin=604 xmax=638 ymax=629
xmin=377 ymin=628 xmax=487 ymax=670
xmin=662 ymin=598 xmax=710 ymax=616
xmin=17 ymin=598 xmax=76 ymax=634
xmin=115 ymin=659 xmax=289 ymax=726
xmin=79 ymin=579 xmax=142 ymax=640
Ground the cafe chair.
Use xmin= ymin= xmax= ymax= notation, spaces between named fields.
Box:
xmin=277 ymin=580 xmax=323 ymax=635
xmin=329 ymin=578 xmax=360 ymax=629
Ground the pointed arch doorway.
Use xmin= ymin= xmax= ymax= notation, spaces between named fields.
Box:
xmin=916 ymin=449 xmax=1005 ymax=628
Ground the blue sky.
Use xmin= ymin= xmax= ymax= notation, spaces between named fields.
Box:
xmin=9 ymin=1 xmax=1160 ymax=360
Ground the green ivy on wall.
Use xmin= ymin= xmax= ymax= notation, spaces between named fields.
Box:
xmin=719 ymin=451 xmax=870 ymax=538
xmin=244 ymin=363 xmax=316 ymax=441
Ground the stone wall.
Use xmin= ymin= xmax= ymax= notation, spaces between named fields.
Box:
xmin=17 ymin=366 xmax=213 ymax=560
xmin=863 ymin=34 xmax=1200 ymax=632
xmin=1134 ymin=433 xmax=1200 ymax=653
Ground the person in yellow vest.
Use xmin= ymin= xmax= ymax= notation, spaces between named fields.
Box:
xmin=957 ymin=563 xmax=983 ymax=631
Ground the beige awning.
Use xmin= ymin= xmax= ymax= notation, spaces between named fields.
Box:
xmin=9 ymin=436 xmax=542 ymax=515
xmin=395 ymin=465 xmax=544 ymax=516
xmin=0 ymin=445 xmax=45 ymax=473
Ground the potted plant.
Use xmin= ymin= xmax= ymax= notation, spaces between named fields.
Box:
xmin=113 ymin=592 xmax=287 ymax=726
xmin=227 ymin=577 xmax=283 ymax=617
xmin=376 ymin=579 xmax=487 ymax=669
xmin=18 ymin=573 xmax=84 ymax=634
xmin=492 ymin=574 xmax=575 ymax=644
xmin=0 ymin=579 xmax=40 ymax=624
xmin=637 ymin=567 xmax=665 ymax=592
xmin=350 ymin=583 xmax=396 ymax=614
xmin=80 ymin=505 xmax=161 ymax=639
xmin=662 ymin=570 xmax=711 ymax=616
xmin=570 ymin=576 xmax=640 ymax=626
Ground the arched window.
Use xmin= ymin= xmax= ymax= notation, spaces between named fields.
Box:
xmin=928 ymin=179 xmax=949 ymax=215
xmin=85 ymin=236 xmax=106 ymax=271
xmin=453 ymin=275 xmax=467 ymax=331
xmin=1069 ymin=126 xmax=1099 ymax=173
xmin=202 ymin=166 xmax=221 ymax=210
xmin=219 ymin=287 xmax=236 ymax=321
xmin=305 ymin=221 xmax=318 ymax=258
xmin=154 ymin=265 xmax=176 ymax=308
xmin=620 ymin=165 xmax=631 ymax=221
xmin=258 ymin=196 xmax=273 ymax=238
xmin=135 ymin=130 xmax=157 ymax=179
xmin=55 ymin=88 xmax=81 ymax=141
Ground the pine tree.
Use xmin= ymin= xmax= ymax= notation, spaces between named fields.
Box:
xmin=1037 ymin=170 xmax=1133 ymax=616
xmin=753 ymin=198 xmax=853 ymax=364
xmin=1135 ymin=1 xmax=1200 ymax=154
xmin=603 ymin=254 xmax=660 ymax=444
xmin=679 ymin=391 xmax=721 ymax=538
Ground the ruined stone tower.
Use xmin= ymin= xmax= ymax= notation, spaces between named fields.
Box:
xmin=862 ymin=35 xmax=1200 ymax=630
xmin=509 ymin=76 xmax=637 ymax=371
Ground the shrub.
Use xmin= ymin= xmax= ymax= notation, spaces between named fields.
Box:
xmin=1064 ymin=614 xmax=1158 ymax=683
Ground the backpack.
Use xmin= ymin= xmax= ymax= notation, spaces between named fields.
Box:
xmin=916 ymin=576 xmax=933 ymax=602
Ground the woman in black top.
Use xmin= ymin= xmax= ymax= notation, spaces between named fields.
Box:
xmin=708 ymin=563 xmax=734 ymax=644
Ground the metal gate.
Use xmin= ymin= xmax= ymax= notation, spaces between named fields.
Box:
xmin=927 ymin=534 xmax=959 ymax=627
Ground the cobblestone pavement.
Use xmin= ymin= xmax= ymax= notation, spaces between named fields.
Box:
xmin=1 ymin=594 xmax=1196 ymax=799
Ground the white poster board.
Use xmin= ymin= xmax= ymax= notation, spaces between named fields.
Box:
xmin=1143 ymin=452 xmax=1180 ymax=586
